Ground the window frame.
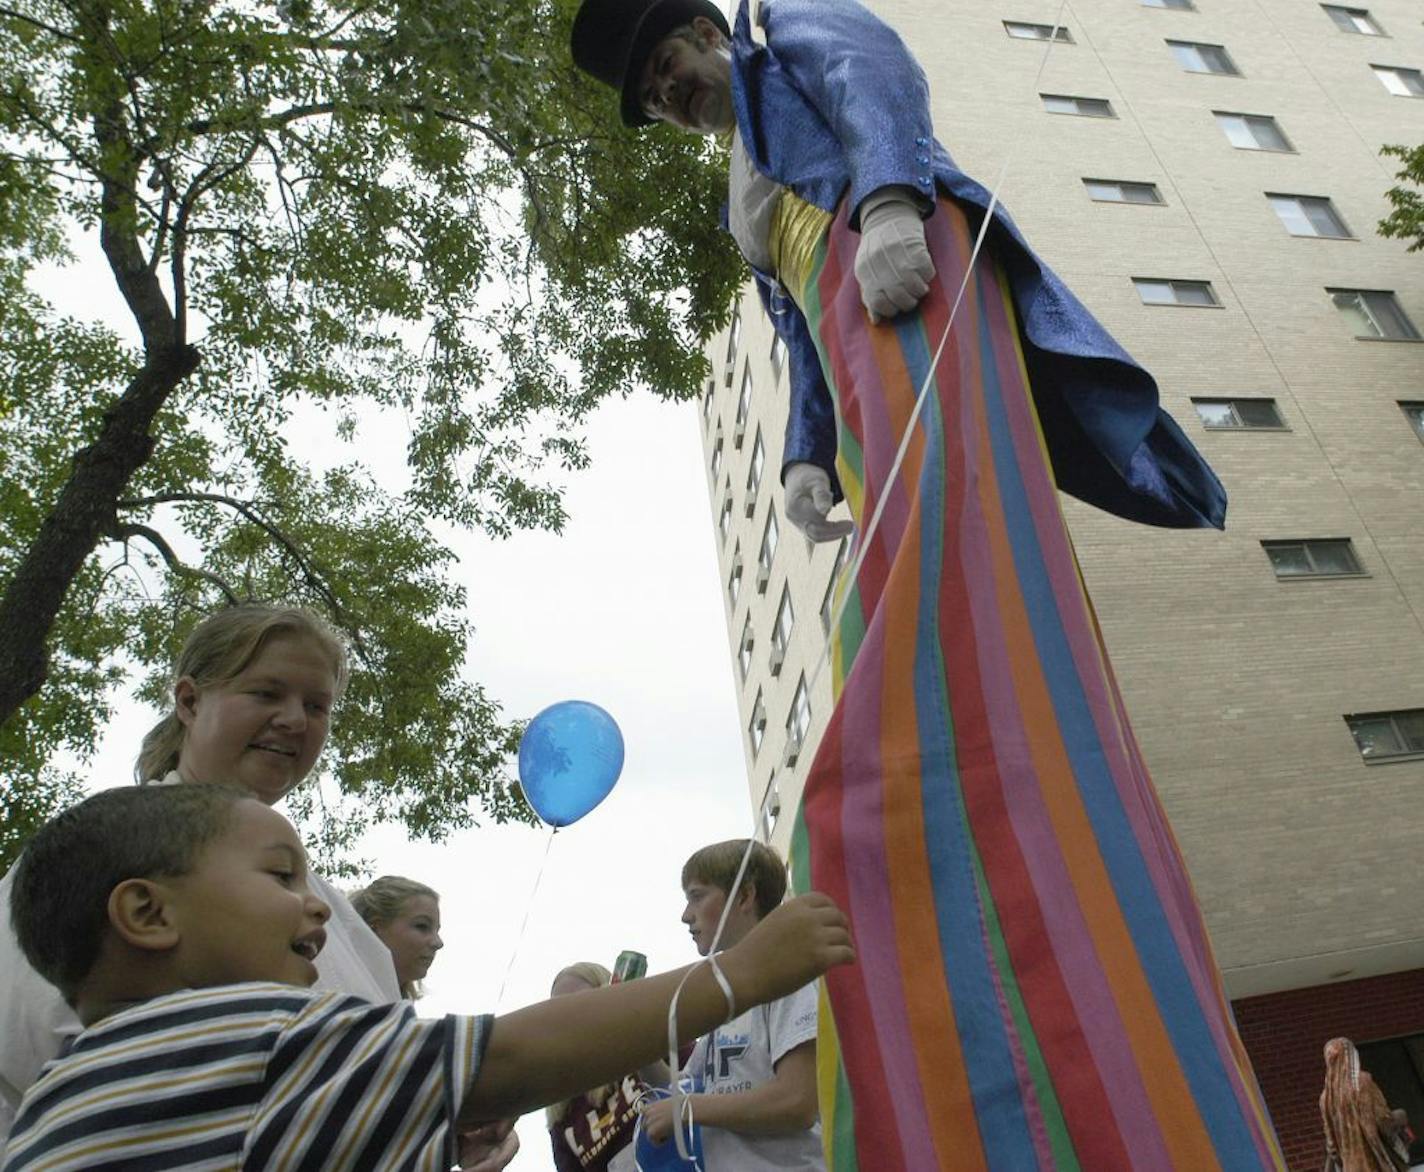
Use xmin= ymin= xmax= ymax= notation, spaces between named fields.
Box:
xmin=727 ymin=544 xmax=743 ymax=607
xmin=1004 ymin=20 xmax=1072 ymax=42
xmin=724 ymin=307 xmax=742 ymax=381
xmin=758 ymin=508 xmax=780 ymax=575
xmin=1345 ymin=710 xmax=1424 ymax=763
xmin=1142 ymin=0 xmax=1195 ymax=9
xmin=1260 ymin=538 xmax=1366 ymax=580
xmin=1322 ymin=5 xmax=1384 ymax=35
xmin=1266 ymin=193 xmax=1353 ymax=239
xmin=1167 ymin=39 xmax=1241 ymax=76
xmin=770 ymin=333 xmax=787 ymax=381
xmin=1133 ymin=278 xmax=1221 ymax=307
xmin=1213 ymin=111 xmax=1293 ymax=152
xmin=772 ymin=585 xmax=795 ymax=655
xmin=1041 ymin=93 xmax=1115 ymax=118
xmin=1328 ymin=288 xmax=1422 ymax=341
xmin=1191 ymin=397 xmax=1287 ymax=430
xmin=1400 ymin=401 xmax=1424 ymax=443
xmin=821 ymin=538 xmax=850 ymax=635
xmin=786 ymin=675 xmax=812 ymax=750
xmin=749 ymin=689 xmax=767 ymax=757
xmin=735 ymin=366 xmax=753 ymax=428
xmin=738 ymin=614 xmax=754 ymax=681
xmin=1084 ymin=178 xmax=1165 ymax=205
xmin=747 ymin=429 xmax=766 ymax=498
xmin=1372 ymin=65 xmax=1424 ymax=96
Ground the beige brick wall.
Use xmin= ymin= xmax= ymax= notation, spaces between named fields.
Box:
xmin=700 ymin=0 xmax=1424 ymax=995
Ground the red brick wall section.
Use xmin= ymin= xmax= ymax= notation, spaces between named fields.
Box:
xmin=1233 ymin=970 xmax=1424 ymax=1172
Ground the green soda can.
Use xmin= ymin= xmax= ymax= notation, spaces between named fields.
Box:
xmin=612 ymin=949 xmax=647 ymax=983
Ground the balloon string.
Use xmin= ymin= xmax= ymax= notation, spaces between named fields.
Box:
xmin=496 ymin=824 xmax=558 ymax=1011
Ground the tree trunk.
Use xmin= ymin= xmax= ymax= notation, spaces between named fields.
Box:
xmin=0 ymin=344 xmax=198 ymax=728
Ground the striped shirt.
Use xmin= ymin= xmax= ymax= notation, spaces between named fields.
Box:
xmin=0 ymin=983 xmax=489 ymax=1171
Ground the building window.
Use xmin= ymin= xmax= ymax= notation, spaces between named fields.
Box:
xmin=702 ymin=380 xmax=714 ymax=425
xmin=749 ymin=689 xmax=767 ymax=757
xmin=1329 ymin=289 xmax=1421 ymax=340
xmin=1400 ymin=402 xmax=1424 ymax=442
xmin=770 ymin=334 xmax=787 ymax=381
xmin=710 ymin=424 xmax=723 ymax=480
xmin=738 ymin=614 xmax=754 ymax=680
xmin=746 ymin=430 xmax=765 ymax=515
xmin=786 ymin=676 xmax=812 ymax=759
xmin=1142 ymin=0 xmax=1194 ymax=8
xmin=1373 ymin=65 xmax=1424 ymax=97
xmin=1192 ymin=398 xmax=1285 ymax=429
xmin=1214 ymin=111 xmax=1292 ymax=151
xmin=1005 ymin=20 xmax=1072 ymax=42
xmin=1267 ymin=194 xmax=1352 ymax=239
xmin=1084 ymin=179 xmax=1164 ymax=205
xmin=734 ymin=366 xmax=753 ymax=445
xmin=718 ymin=485 xmax=733 ymax=543
xmin=1134 ymin=278 xmax=1220 ymax=307
xmin=728 ymin=543 xmax=742 ymax=607
xmin=724 ymin=307 xmax=742 ymax=385
xmin=1168 ymin=40 xmax=1240 ymax=75
xmin=1322 ymin=5 xmax=1384 ymax=34
xmin=1041 ymin=94 xmax=1115 ymax=117
xmin=1261 ymin=538 xmax=1364 ymax=578
xmin=771 ymin=586 xmax=794 ymax=676
xmin=1346 ymin=710 xmax=1424 ymax=761
xmin=761 ymin=775 xmax=781 ymax=841
xmin=821 ymin=538 xmax=850 ymax=634
xmin=757 ymin=508 xmax=779 ymax=592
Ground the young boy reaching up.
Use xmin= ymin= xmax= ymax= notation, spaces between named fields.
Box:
xmin=641 ymin=839 xmax=825 ymax=1171
xmin=1 ymin=787 xmax=852 ymax=1171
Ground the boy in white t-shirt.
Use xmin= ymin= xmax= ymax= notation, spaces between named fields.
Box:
xmin=642 ymin=839 xmax=826 ymax=1171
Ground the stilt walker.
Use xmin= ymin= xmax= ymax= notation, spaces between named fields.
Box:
xmin=571 ymin=1 xmax=1286 ymax=1167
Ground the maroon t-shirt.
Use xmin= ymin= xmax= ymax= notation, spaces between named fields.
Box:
xmin=549 ymin=1074 xmax=641 ymax=1172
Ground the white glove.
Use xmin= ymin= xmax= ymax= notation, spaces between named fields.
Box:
xmin=854 ymin=188 xmax=935 ymax=323
xmin=784 ymin=462 xmax=855 ymax=543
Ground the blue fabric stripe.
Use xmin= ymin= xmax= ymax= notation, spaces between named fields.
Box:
xmin=972 ymin=269 xmax=1261 ymax=1165
xmin=893 ymin=308 xmax=1039 ymax=1169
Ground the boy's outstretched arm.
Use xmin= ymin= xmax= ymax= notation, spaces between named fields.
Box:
xmin=643 ymin=1039 xmax=819 ymax=1141
xmin=460 ymin=893 xmax=852 ymax=1125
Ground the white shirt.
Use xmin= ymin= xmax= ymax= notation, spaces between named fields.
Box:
xmin=0 ymin=779 xmax=399 ymax=1148
xmin=683 ymin=981 xmax=824 ymax=1172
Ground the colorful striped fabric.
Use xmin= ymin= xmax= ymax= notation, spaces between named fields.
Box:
xmin=786 ymin=197 xmax=1284 ymax=1171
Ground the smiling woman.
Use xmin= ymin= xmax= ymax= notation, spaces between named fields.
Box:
xmin=0 ymin=603 xmax=402 ymax=1147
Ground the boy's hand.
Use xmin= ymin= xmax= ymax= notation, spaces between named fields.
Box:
xmin=722 ymin=892 xmax=853 ymax=1011
xmin=639 ymin=1095 xmax=682 ymax=1144
xmin=457 ymin=1119 xmax=519 ymax=1170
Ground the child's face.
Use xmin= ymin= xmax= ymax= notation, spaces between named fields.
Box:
xmin=165 ymin=799 xmax=330 ymax=988
xmin=681 ymin=880 xmax=731 ymax=956
xmin=373 ymin=895 xmax=443 ymax=990
xmin=175 ymin=634 xmax=336 ymax=804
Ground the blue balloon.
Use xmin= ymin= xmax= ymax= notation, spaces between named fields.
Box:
xmin=634 ymin=1086 xmax=703 ymax=1171
xmin=517 ymin=700 xmax=624 ymax=827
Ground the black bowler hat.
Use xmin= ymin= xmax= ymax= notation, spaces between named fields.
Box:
xmin=570 ymin=0 xmax=731 ymax=128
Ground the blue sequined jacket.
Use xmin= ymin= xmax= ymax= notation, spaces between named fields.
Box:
xmin=730 ymin=0 xmax=1226 ymax=529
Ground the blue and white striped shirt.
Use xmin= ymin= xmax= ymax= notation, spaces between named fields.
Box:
xmin=1 ymin=983 xmax=489 ymax=1171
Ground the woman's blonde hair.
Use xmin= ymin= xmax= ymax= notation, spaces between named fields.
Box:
xmin=349 ymin=875 xmax=440 ymax=928
xmin=134 ymin=604 xmax=349 ymax=784
xmin=547 ymin=962 xmax=615 ymax=1125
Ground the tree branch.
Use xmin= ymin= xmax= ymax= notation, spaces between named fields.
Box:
xmin=0 ymin=4 xmax=79 ymax=43
xmin=106 ymin=521 xmax=241 ymax=604
xmin=116 ymin=491 xmax=370 ymax=662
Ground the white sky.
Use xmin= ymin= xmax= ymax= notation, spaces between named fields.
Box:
xmin=64 ymin=383 xmax=753 ymax=1168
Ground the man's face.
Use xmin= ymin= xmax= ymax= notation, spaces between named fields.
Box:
xmin=175 ymin=634 xmax=336 ymax=805
xmin=166 ymin=800 xmax=330 ymax=988
xmin=637 ymin=17 xmax=734 ymax=135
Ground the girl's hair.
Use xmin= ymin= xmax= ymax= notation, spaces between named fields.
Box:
xmin=547 ymin=962 xmax=615 ymax=1126
xmin=134 ymin=604 xmax=349 ymax=784
xmin=350 ymin=876 xmax=440 ymax=999
xmin=349 ymin=875 xmax=440 ymax=928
